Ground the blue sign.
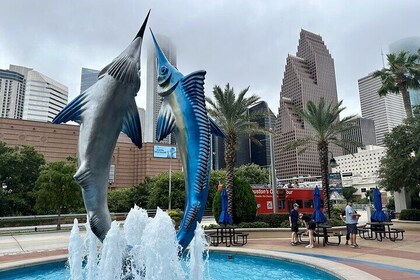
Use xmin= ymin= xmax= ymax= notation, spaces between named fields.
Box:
xmin=153 ymin=145 xmax=177 ymax=159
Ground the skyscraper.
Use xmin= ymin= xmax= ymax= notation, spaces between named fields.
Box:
xmin=80 ymin=67 xmax=99 ymax=94
xmin=249 ymin=101 xmax=276 ymax=167
xmin=0 ymin=69 xmax=26 ymax=119
xmin=274 ymin=30 xmax=341 ymax=180
xmin=341 ymin=117 xmax=376 ymax=155
xmin=358 ymin=73 xmax=406 ymax=146
xmin=389 ymin=37 xmax=420 ymax=110
xmin=145 ymin=34 xmax=176 ymax=143
xmin=9 ymin=65 xmax=68 ymax=123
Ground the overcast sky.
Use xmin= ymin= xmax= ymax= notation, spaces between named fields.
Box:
xmin=1 ymin=0 xmax=419 ymax=117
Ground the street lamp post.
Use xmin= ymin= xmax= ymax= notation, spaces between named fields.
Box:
xmin=168 ymin=147 xmax=176 ymax=210
xmin=269 ymin=132 xmax=278 ymax=213
xmin=325 ymin=151 xmax=338 ymax=218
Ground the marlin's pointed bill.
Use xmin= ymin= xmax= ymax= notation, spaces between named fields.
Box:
xmin=52 ymin=12 xmax=150 ymax=242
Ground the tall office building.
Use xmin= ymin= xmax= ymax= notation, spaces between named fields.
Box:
xmin=145 ymin=34 xmax=177 ymax=143
xmin=249 ymin=101 xmax=276 ymax=167
xmin=80 ymin=67 xmax=100 ymax=94
xmin=9 ymin=65 xmax=68 ymax=123
xmin=274 ymin=30 xmax=342 ymax=180
xmin=358 ymin=73 xmax=406 ymax=146
xmin=0 ymin=69 xmax=26 ymax=119
xmin=389 ymin=37 xmax=420 ymax=110
xmin=212 ymin=100 xmax=276 ymax=170
xmin=341 ymin=117 xmax=376 ymax=155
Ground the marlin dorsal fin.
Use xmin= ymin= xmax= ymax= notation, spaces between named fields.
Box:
xmin=52 ymin=90 xmax=89 ymax=124
xmin=156 ymin=102 xmax=176 ymax=141
xmin=122 ymin=101 xmax=142 ymax=149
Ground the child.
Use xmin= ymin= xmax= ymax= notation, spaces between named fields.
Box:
xmin=301 ymin=214 xmax=316 ymax=248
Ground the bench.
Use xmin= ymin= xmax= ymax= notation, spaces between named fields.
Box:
xmin=390 ymin=228 xmax=405 ymax=241
xmin=235 ymin=232 xmax=249 ymax=245
xmin=296 ymin=230 xmax=309 ymax=245
xmin=325 ymin=232 xmax=342 ymax=246
xmin=358 ymin=227 xmax=371 ymax=239
xmin=374 ymin=230 xmax=397 ymax=242
xmin=207 ymin=233 xmax=219 ymax=246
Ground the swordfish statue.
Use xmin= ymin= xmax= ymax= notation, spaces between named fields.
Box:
xmin=52 ymin=11 xmax=150 ymax=242
xmin=150 ymin=29 xmax=225 ymax=250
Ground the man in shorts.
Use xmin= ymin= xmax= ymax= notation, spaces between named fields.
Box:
xmin=345 ymin=200 xmax=361 ymax=248
xmin=289 ymin=203 xmax=300 ymax=245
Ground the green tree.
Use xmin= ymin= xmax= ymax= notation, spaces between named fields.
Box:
xmin=234 ymin=163 xmax=269 ymax=184
xmin=285 ymin=98 xmax=360 ymax=218
xmin=343 ymin=186 xmax=358 ymax=201
xmin=206 ymin=84 xmax=267 ymax=217
xmin=373 ymin=50 xmax=420 ymax=119
xmin=0 ymin=143 xmax=45 ymax=216
xmin=147 ymin=171 xmax=186 ymax=210
xmin=379 ymin=106 xmax=420 ymax=194
xmin=35 ymin=161 xmax=83 ymax=228
xmin=131 ymin=178 xmax=151 ymax=209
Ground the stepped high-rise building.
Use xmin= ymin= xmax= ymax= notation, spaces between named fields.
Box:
xmin=80 ymin=67 xmax=100 ymax=94
xmin=358 ymin=73 xmax=406 ymax=146
xmin=9 ymin=65 xmax=68 ymax=123
xmin=274 ymin=30 xmax=342 ymax=180
xmin=341 ymin=117 xmax=376 ymax=155
xmin=145 ymin=34 xmax=176 ymax=143
xmin=0 ymin=69 xmax=26 ymax=119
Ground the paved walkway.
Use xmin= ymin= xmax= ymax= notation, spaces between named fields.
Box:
xmin=1 ymin=218 xmax=419 ymax=279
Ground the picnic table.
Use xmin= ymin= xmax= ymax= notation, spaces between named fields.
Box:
xmin=208 ymin=225 xmax=248 ymax=247
xmin=360 ymin=222 xmax=404 ymax=242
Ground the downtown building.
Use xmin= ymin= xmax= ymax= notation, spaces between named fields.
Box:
xmin=358 ymin=73 xmax=406 ymax=146
xmin=145 ymin=34 xmax=177 ymax=144
xmin=80 ymin=67 xmax=100 ymax=94
xmin=341 ymin=117 xmax=376 ymax=155
xmin=0 ymin=69 xmax=26 ymax=119
xmin=274 ymin=30 xmax=342 ymax=180
xmin=389 ymin=37 xmax=420 ymax=110
xmin=9 ymin=65 xmax=68 ymax=123
xmin=212 ymin=101 xmax=276 ymax=171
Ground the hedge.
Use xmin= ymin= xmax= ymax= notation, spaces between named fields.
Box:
xmin=399 ymin=209 xmax=420 ymax=221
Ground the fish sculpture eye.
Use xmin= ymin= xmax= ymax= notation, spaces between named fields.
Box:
xmin=160 ymin=66 xmax=168 ymax=74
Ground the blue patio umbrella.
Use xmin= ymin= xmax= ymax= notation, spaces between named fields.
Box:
xmin=312 ymin=186 xmax=327 ymax=224
xmin=371 ymin=187 xmax=387 ymax=222
xmin=218 ymin=188 xmax=233 ymax=225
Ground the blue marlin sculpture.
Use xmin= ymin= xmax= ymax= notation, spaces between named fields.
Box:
xmin=52 ymin=11 xmax=150 ymax=242
xmin=150 ymin=29 xmax=225 ymax=250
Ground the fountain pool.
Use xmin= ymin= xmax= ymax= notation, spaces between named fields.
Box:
xmin=0 ymin=252 xmax=339 ymax=280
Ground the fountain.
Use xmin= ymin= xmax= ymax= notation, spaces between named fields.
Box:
xmin=67 ymin=207 xmax=209 ymax=280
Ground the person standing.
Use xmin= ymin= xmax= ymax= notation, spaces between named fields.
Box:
xmin=289 ymin=203 xmax=300 ymax=245
xmin=345 ymin=200 xmax=361 ymax=248
xmin=340 ymin=209 xmax=350 ymax=245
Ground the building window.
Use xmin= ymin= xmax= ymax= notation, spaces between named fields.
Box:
xmin=361 ymin=188 xmax=366 ymax=193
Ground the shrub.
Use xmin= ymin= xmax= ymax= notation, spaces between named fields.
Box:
xmin=212 ymin=177 xmax=257 ymax=224
xmin=255 ymin=214 xmax=289 ymax=228
xmin=399 ymin=209 xmax=420 ymax=221
xmin=280 ymin=220 xmax=290 ymax=228
xmin=232 ymin=177 xmax=257 ymax=224
xmin=238 ymin=221 xmax=269 ymax=228
xmin=167 ymin=209 xmax=183 ymax=229
xmin=108 ymin=188 xmax=134 ymax=212
xmin=327 ymin=217 xmax=345 ymax=226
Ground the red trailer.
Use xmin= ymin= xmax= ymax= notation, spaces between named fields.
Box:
xmin=252 ymin=187 xmax=324 ymax=214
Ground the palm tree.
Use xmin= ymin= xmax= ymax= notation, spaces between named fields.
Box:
xmin=206 ymin=84 xmax=267 ymax=217
xmin=373 ymin=50 xmax=420 ymax=119
xmin=285 ymin=98 xmax=360 ymax=218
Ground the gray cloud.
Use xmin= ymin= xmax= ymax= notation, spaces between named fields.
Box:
xmin=1 ymin=0 xmax=419 ymax=117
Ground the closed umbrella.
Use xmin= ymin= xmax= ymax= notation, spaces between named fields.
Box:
xmin=218 ymin=188 xmax=233 ymax=225
xmin=371 ymin=187 xmax=387 ymax=222
xmin=312 ymin=186 xmax=327 ymax=224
